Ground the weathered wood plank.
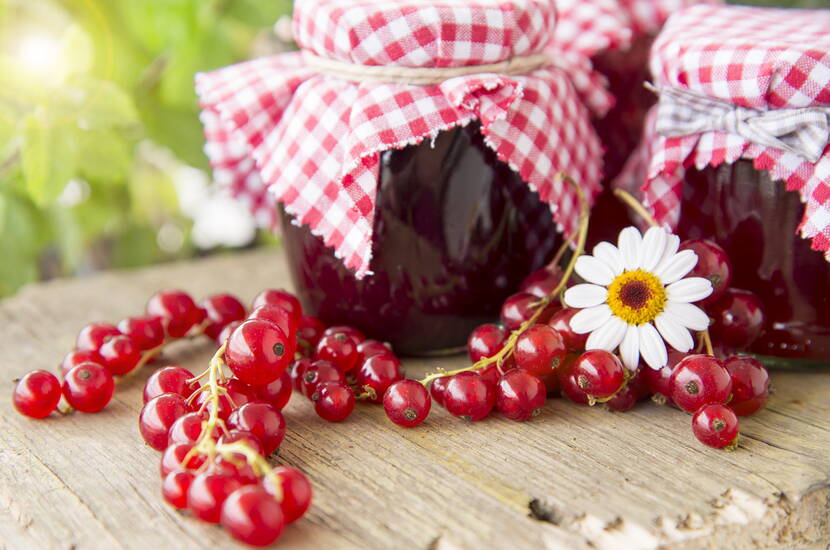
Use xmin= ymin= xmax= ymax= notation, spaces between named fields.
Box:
xmin=0 ymin=248 xmax=827 ymax=549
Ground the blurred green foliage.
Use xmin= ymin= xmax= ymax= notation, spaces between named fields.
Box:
xmin=0 ymin=0 xmax=291 ymax=296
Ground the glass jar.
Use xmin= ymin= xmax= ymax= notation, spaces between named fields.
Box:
xmin=280 ymin=123 xmax=561 ymax=355
xmin=677 ymin=160 xmax=830 ymax=362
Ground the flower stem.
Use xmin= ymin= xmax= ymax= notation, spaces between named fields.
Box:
xmin=701 ymin=329 xmax=715 ymax=356
xmin=613 ymin=189 xmax=659 ymax=228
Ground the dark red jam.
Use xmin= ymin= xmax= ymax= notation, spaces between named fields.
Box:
xmin=280 ymin=124 xmax=560 ymax=355
xmin=678 ymin=161 xmax=830 ymax=362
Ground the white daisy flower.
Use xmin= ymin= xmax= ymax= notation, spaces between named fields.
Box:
xmin=563 ymin=226 xmax=713 ymax=370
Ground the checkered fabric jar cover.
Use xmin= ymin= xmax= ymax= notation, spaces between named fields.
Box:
xmin=618 ymin=4 xmax=830 ymax=262
xmin=196 ymin=0 xmax=606 ymax=278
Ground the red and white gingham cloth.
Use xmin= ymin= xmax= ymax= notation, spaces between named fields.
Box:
xmin=196 ymin=0 xmax=603 ymax=278
xmin=621 ymin=4 xmax=830 ymax=261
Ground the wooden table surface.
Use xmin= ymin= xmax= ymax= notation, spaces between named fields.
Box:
xmin=1 ymin=249 xmax=828 ymax=550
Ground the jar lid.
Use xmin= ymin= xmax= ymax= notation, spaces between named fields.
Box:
xmin=197 ymin=0 xmax=604 ymax=278
xmin=616 ymin=4 xmax=830 ymax=263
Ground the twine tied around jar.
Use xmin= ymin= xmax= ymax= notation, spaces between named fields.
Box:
xmin=648 ymin=83 xmax=830 ymax=163
xmin=302 ymin=51 xmax=553 ymax=85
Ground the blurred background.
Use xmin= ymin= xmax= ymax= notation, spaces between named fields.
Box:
xmin=0 ymin=0 xmax=821 ymax=297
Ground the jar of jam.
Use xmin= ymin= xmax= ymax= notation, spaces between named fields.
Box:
xmin=196 ymin=0 xmax=603 ymax=354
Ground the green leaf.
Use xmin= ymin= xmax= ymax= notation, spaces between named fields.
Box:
xmin=53 ymin=77 xmax=140 ymax=130
xmin=20 ymin=115 xmax=77 ymax=205
xmin=76 ymin=129 xmax=133 ymax=182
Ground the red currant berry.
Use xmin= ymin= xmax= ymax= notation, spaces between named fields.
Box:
xmin=477 ymin=364 xmax=503 ymax=390
xmin=297 ymin=315 xmax=326 ymax=356
xmin=312 ymin=381 xmax=355 ymax=422
xmin=289 ymin=358 xmax=312 ymax=391
xmin=140 ymin=393 xmax=189 ymax=450
xmin=692 ymin=404 xmax=739 ymax=449
xmin=356 ymin=355 xmax=403 ymax=403
xmin=217 ymin=320 xmax=242 ymax=346
xmin=604 ymin=384 xmax=639 ymax=412
xmin=144 ymin=365 xmax=195 ymax=403
xmin=558 ymin=354 xmax=589 ymax=405
xmin=248 ymin=305 xmax=299 ymax=344
xmin=429 ymin=376 xmax=449 ymax=407
xmin=538 ymin=370 xmax=561 ymax=396
xmin=147 ymin=290 xmax=204 ymax=338
xmin=547 ymin=308 xmax=589 ymax=351
xmin=194 ymin=388 xmax=234 ymax=421
xmin=62 ymin=362 xmax=114 ymax=413
xmin=255 ymin=371 xmax=292 ymax=410
xmin=643 ymin=350 xmax=687 ymax=402
xmin=98 ymin=335 xmax=141 ymax=376
xmin=300 ymin=360 xmax=345 ymax=399
xmin=724 ymin=356 xmax=770 ymax=416
xmin=162 ymin=470 xmax=194 ymax=509
xmin=224 ymin=378 xmax=257 ymax=408
xmin=167 ymin=412 xmax=206 ymax=446
xmin=263 ymin=467 xmax=313 ymax=523
xmin=572 ymin=350 xmax=625 ymax=399
xmin=443 ymin=372 xmax=495 ymax=421
xmin=117 ymin=316 xmax=164 ymax=351
xmin=670 ymin=355 xmax=732 ymax=414
xmin=323 ymin=325 xmax=365 ymax=345
xmin=500 ymin=293 xmax=538 ymax=331
xmin=59 ymin=349 xmax=103 ymax=379
xmin=467 ymin=324 xmax=508 ymax=363
xmin=496 ymin=369 xmax=546 ymax=421
xmin=225 ymin=320 xmax=292 ymax=386
xmin=520 ymin=266 xmax=563 ymax=298
xmin=13 ymin=370 xmax=61 ymax=418
xmin=383 ymin=379 xmax=431 ymax=427
xmin=160 ymin=442 xmax=205 ymax=477
xmin=188 ymin=472 xmax=243 ymax=524
xmin=680 ymin=239 xmax=732 ymax=304
xmin=218 ymin=429 xmax=265 ymax=456
xmin=252 ymin=289 xmax=302 ymax=324
xmin=201 ymin=294 xmax=246 ymax=340
xmin=357 ymin=339 xmax=393 ymax=362
xmin=315 ymin=332 xmax=360 ymax=373
xmin=227 ymin=402 xmax=286 ymax=455
xmin=221 ymin=486 xmax=286 ymax=547
xmin=213 ymin=456 xmax=259 ymax=486
xmin=76 ymin=323 xmax=120 ymax=352
xmin=514 ymin=324 xmax=567 ymax=377
xmin=708 ymin=289 xmax=765 ymax=350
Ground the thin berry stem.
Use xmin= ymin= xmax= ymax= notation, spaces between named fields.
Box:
xmin=701 ymin=328 xmax=715 ymax=356
xmin=613 ymin=188 xmax=659 ymax=228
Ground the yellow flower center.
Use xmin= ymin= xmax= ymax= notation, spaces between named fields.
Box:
xmin=607 ymin=269 xmax=666 ymax=326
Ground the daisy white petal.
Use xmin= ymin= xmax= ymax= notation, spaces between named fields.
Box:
xmin=654 ymin=234 xmax=680 ymax=275
xmin=575 ymin=255 xmax=616 ymax=286
xmin=655 ymin=312 xmax=694 ymax=353
xmin=563 ymin=284 xmax=608 ymax=309
xmin=619 ymin=325 xmax=640 ymax=371
xmin=570 ymin=304 xmax=613 ymax=334
xmin=666 ymin=277 xmax=713 ymax=303
xmin=592 ymin=242 xmax=624 ymax=275
xmin=655 ymin=249 xmax=699 ymax=285
xmin=640 ymin=226 xmax=668 ymax=272
xmin=586 ymin=317 xmax=627 ymax=352
xmin=638 ymin=323 xmax=668 ymax=369
xmin=664 ymin=302 xmax=710 ymax=331
xmin=618 ymin=226 xmax=643 ymax=271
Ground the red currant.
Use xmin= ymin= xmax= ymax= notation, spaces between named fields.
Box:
xmin=604 ymin=384 xmax=639 ymax=412
xmin=221 ymin=486 xmax=286 ymax=547
xmin=62 ymin=362 xmax=114 ymax=413
xmin=252 ymin=289 xmax=302 ymax=325
xmin=708 ymin=289 xmax=765 ymax=350
xmin=680 ymin=239 xmax=732 ymax=304
xmin=724 ymin=356 xmax=770 ymax=416
xmin=144 ymin=365 xmax=195 ymax=403
xmin=98 ymin=335 xmax=141 ymax=376
xmin=514 ymin=324 xmax=567 ymax=377
xmin=13 ymin=370 xmax=61 ymax=418
xmin=263 ymin=466 xmax=313 ymax=523
xmin=218 ymin=429 xmax=265 ymax=456
xmin=227 ymin=402 xmax=286 ymax=455
xmin=162 ymin=470 xmax=194 ymax=509
xmin=357 ymin=339 xmax=393 ymax=362
xmin=147 ymin=290 xmax=204 ymax=338
xmin=255 ymin=371 xmax=293 ymax=410
xmin=140 ymin=393 xmax=189 ymax=450
xmin=643 ymin=350 xmax=687 ymax=402
xmin=323 ymin=325 xmax=365 ymax=345
xmin=572 ymin=350 xmax=625 ymax=399
xmin=59 ymin=349 xmax=103 ymax=379
xmin=297 ymin=315 xmax=326 ymax=356
xmin=217 ymin=320 xmax=242 ymax=346
xmin=224 ymin=378 xmax=257 ymax=407
xmin=76 ymin=322 xmax=120 ymax=352
xmin=289 ymin=358 xmax=312 ymax=391
xmin=300 ymin=360 xmax=345 ymax=399
xmin=356 ymin=355 xmax=403 ymax=403
xmin=201 ymin=294 xmax=247 ymax=340
xmin=167 ymin=412 xmax=206 ymax=446
xmin=312 ymin=381 xmax=355 ymax=422
xmin=117 ymin=316 xmax=165 ymax=351
xmin=560 ymin=369 xmax=590 ymax=405
xmin=500 ymin=293 xmax=538 ymax=331
xmin=187 ymin=472 xmax=243 ymax=524
xmin=383 ymin=379 xmax=431 ymax=427
xmin=496 ymin=369 xmax=546 ymax=421
xmin=160 ymin=442 xmax=205 ymax=477
xmin=429 ymin=376 xmax=449 ymax=407
xmin=520 ymin=267 xmax=563 ymax=298
xmin=194 ymin=388 xmax=234 ymax=421
xmin=547 ymin=308 xmax=589 ymax=351
xmin=213 ymin=456 xmax=259 ymax=486
xmin=477 ymin=364 xmax=503 ymax=390
xmin=692 ymin=404 xmax=739 ymax=449
xmin=315 ymin=332 xmax=360 ymax=373
xmin=670 ymin=355 xmax=732 ymax=414
xmin=248 ymin=305 xmax=299 ymax=344
xmin=225 ymin=320 xmax=292 ymax=386
xmin=443 ymin=372 xmax=495 ymax=421
xmin=467 ymin=324 xmax=508 ymax=363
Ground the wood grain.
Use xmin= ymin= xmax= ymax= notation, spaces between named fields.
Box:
xmin=0 ymin=249 xmax=828 ymax=550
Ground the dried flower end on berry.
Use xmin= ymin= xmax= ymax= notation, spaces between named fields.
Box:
xmin=383 ymin=379 xmax=431 ymax=427
xmin=692 ymin=404 xmax=739 ymax=449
